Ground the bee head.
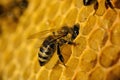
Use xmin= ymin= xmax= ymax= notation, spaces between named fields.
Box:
xmin=72 ymin=24 xmax=80 ymax=39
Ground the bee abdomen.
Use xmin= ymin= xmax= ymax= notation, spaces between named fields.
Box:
xmin=38 ymin=49 xmax=49 ymax=66
xmin=38 ymin=52 xmax=51 ymax=66
xmin=38 ymin=46 xmax=55 ymax=66
xmin=38 ymin=52 xmax=49 ymax=66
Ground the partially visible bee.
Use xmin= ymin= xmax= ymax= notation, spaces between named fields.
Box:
xmin=28 ymin=24 xmax=80 ymax=66
xmin=105 ymin=0 xmax=114 ymax=9
xmin=83 ymin=0 xmax=97 ymax=6
xmin=83 ymin=0 xmax=115 ymax=15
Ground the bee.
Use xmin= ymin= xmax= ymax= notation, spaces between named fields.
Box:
xmin=28 ymin=24 xmax=80 ymax=66
xmin=105 ymin=0 xmax=114 ymax=9
xmin=83 ymin=0 xmax=115 ymax=14
xmin=83 ymin=0 xmax=97 ymax=6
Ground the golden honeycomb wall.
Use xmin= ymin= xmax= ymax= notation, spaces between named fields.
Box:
xmin=0 ymin=0 xmax=120 ymax=80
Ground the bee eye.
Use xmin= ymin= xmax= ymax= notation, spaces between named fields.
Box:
xmin=74 ymin=24 xmax=79 ymax=35
xmin=71 ymin=24 xmax=80 ymax=39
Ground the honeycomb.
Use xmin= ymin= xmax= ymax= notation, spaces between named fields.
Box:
xmin=0 ymin=0 xmax=120 ymax=80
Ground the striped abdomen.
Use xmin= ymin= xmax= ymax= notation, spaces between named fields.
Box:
xmin=38 ymin=36 xmax=56 ymax=66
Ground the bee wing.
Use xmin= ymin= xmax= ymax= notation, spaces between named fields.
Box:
xmin=27 ymin=28 xmax=56 ymax=40
xmin=27 ymin=28 xmax=57 ymax=49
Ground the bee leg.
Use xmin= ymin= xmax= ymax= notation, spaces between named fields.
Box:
xmin=68 ymin=41 xmax=75 ymax=45
xmin=60 ymin=39 xmax=76 ymax=46
xmin=105 ymin=0 xmax=116 ymax=13
xmin=105 ymin=0 xmax=114 ymax=9
xmin=57 ymin=43 xmax=65 ymax=66
xmin=93 ymin=1 xmax=98 ymax=15
xmin=105 ymin=0 xmax=109 ymax=9
xmin=60 ymin=39 xmax=78 ymax=46
xmin=67 ymin=41 xmax=79 ymax=46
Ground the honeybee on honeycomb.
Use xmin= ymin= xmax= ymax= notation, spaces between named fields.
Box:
xmin=28 ymin=24 xmax=80 ymax=66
